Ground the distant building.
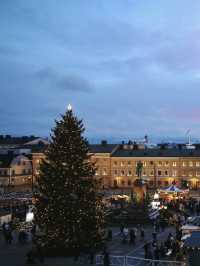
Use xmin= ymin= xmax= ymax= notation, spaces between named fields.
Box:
xmin=89 ymin=141 xmax=200 ymax=190
xmin=1 ymin=136 xmax=200 ymax=191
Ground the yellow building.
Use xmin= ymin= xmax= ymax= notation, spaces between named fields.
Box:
xmin=89 ymin=142 xmax=200 ymax=190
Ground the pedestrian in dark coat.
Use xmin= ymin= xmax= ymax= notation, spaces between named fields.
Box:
xmin=103 ymin=250 xmax=110 ymax=266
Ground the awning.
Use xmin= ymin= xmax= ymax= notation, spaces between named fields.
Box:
xmin=159 ymin=185 xmax=188 ymax=193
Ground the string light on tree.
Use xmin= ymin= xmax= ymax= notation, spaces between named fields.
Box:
xmin=34 ymin=104 xmax=104 ymax=255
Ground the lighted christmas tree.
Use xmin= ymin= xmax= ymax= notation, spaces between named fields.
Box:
xmin=35 ymin=105 xmax=104 ymax=255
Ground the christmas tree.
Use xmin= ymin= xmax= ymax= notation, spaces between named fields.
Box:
xmin=35 ymin=105 xmax=104 ymax=255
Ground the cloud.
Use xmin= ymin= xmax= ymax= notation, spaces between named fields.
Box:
xmin=34 ymin=67 xmax=93 ymax=93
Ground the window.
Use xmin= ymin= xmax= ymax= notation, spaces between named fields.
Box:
xmin=95 ymin=171 xmax=99 ymax=176
xmin=128 ymin=170 xmax=132 ymax=176
xmin=121 ymin=170 xmax=125 ymax=176
xmin=172 ymin=170 xmax=177 ymax=177
xmin=158 ymin=170 xmax=162 ymax=176
xmin=12 ymin=170 xmax=15 ymax=176
xmin=28 ymin=169 xmax=32 ymax=174
xmin=172 ymin=162 xmax=177 ymax=167
xmin=143 ymin=171 xmax=147 ymax=176
xmin=165 ymin=161 xmax=169 ymax=166
xmin=150 ymin=161 xmax=154 ymax=165
xmin=182 ymin=162 xmax=186 ymax=167
xmin=17 ymin=161 xmax=21 ymax=166
xmin=182 ymin=171 xmax=186 ymax=176
xmin=196 ymin=171 xmax=200 ymax=177
xmin=165 ymin=170 xmax=168 ymax=176
xmin=114 ymin=170 xmax=118 ymax=176
xmin=143 ymin=161 xmax=147 ymax=167
xmin=22 ymin=169 xmax=26 ymax=175
xmin=120 ymin=162 xmax=124 ymax=167
xmin=128 ymin=180 xmax=132 ymax=186
xmin=102 ymin=169 xmax=107 ymax=176
xmin=196 ymin=162 xmax=200 ymax=167
xmin=4 ymin=170 xmax=7 ymax=175
xmin=114 ymin=161 xmax=117 ymax=165
xmin=128 ymin=161 xmax=131 ymax=165
xmin=158 ymin=161 xmax=162 ymax=166
xmin=114 ymin=180 xmax=117 ymax=187
xmin=189 ymin=161 xmax=193 ymax=167
xmin=150 ymin=170 xmax=154 ymax=176
xmin=121 ymin=180 xmax=125 ymax=185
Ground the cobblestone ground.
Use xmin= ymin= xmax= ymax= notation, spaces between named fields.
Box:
xmin=106 ymin=226 xmax=175 ymax=258
xmin=0 ymin=226 xmax=175 ymax=266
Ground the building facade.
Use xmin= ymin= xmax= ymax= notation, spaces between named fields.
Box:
xmin=89 ymin=142 xmax=200 ymax=190
xmin=1 ymin=135 xmax=200 ymax=191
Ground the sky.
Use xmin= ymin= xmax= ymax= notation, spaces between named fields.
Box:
xmin=1 ymin=0 xmax=200 ymax=142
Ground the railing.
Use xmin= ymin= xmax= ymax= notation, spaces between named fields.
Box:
xmin=96 ymin=255 xmax=187 ymax=266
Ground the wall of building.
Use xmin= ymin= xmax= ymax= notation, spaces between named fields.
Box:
xmin=92 ymin=155 xmax=200 ymax=190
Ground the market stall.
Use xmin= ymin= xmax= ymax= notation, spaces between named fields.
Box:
xmin=158 ymin=185 xmax=189 ymax=201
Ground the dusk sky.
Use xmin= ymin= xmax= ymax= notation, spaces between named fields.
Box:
xmin=1 ymin=1 xmax=200 ymax=141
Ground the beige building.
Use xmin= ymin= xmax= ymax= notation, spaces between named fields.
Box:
xmin=89 ymin=142 xmax=200 ymax=190
xmin=1 ymin=135 xmax=200 ymax=192
xmin=0 ymin=154 xmax=32 ymax=188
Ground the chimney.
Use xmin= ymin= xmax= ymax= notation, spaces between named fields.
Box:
xmin=101 ymin=140 xmax=107 ymax=146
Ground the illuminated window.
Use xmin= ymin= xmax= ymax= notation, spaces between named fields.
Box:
xmin=182 ymin=162 xmax=186 ymax=167
xmin=196 ymin=171 xmax=200 ymax=177
xmin=172 ymin=162 xmax=177 ymax=167
xmin=102 ymin=169 xmax=107 ymax=176
xmin=128 ymin=170 xmax=132 ymax=176
xmin=172 ymin=170 xmax=177 ymax=177
xmin=189 ymin=161 xmax=193 ymax=167
xmin=143 ymin=161 xmax=147 ymax=167
xmin=196 ymin=162 xmax=200 ymax=167
xmin=120 ymin=162 xmax=124 ymax=167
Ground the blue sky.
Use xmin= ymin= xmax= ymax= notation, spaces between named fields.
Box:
xmin=1 ymin=0 xmax=200 ymax=141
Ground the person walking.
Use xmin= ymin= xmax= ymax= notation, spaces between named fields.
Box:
xmin=129 ymin=229 xmax=136 ymax=245
xmin=103 ymin=249 xmax=110 ymax=266
xmin=140 ymin=227 xmax=145 ymax=240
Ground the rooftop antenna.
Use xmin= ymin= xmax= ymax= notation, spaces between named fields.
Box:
xmin=186 ymin=129 xmax=191 ymax=145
